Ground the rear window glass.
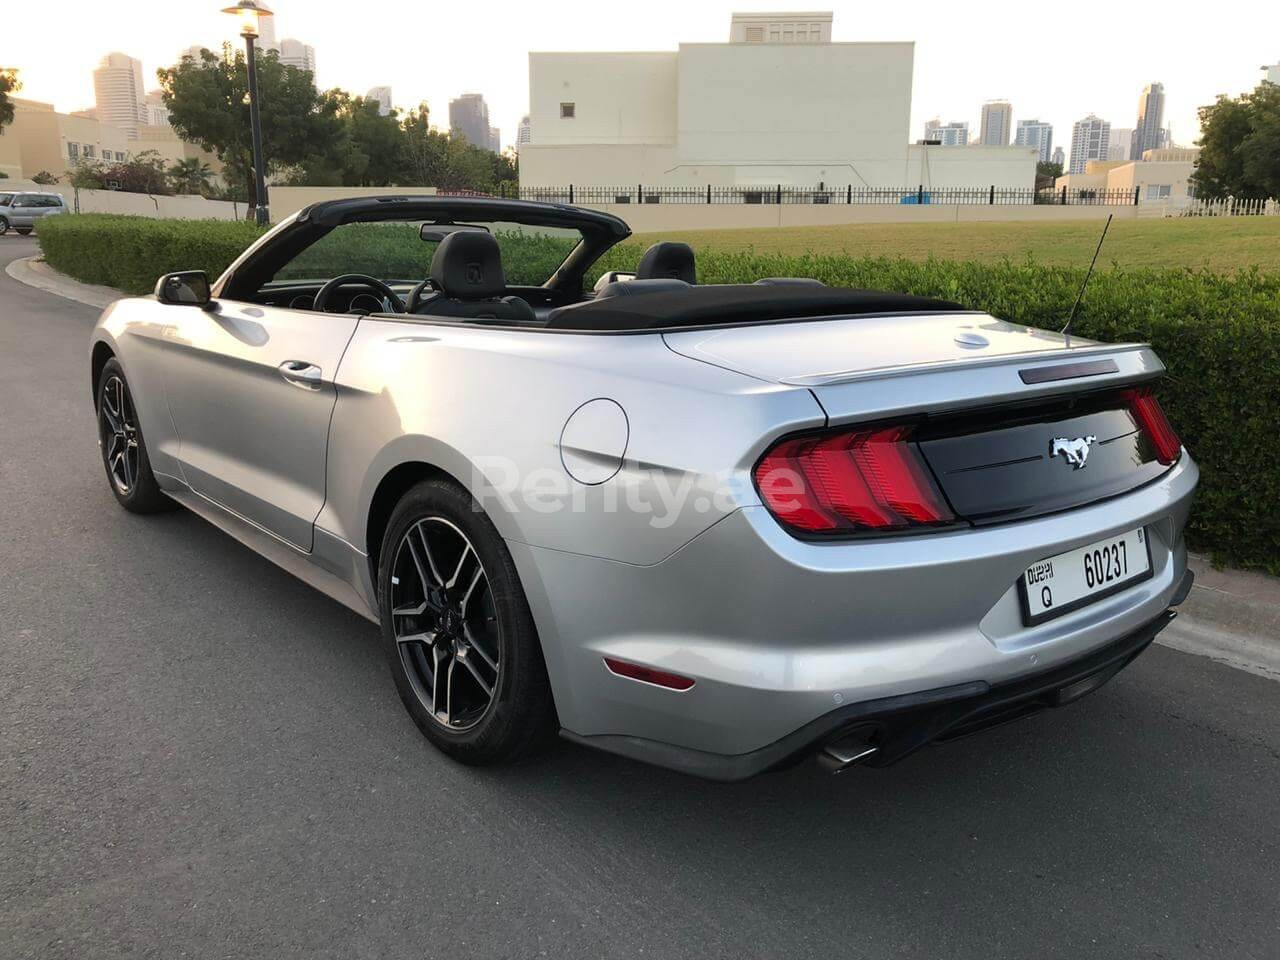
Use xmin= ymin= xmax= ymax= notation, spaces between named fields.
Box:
xmin=271 ymin=220 xmax=581 ymax=287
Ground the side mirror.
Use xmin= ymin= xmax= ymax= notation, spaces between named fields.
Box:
xmin=155 ymin=271 xmax=212 ymax=307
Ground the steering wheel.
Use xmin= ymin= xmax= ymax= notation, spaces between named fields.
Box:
xmin=313 ymin=274 xmax=404 ymax=314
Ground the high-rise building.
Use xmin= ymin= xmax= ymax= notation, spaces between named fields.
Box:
xmin=367 ymin=86 xmax=393 ymax=116
xmin=1107 ymin=128 xmax=1133 ymax=162
xmin=517 ymin=115 xmax=531 ymax=149
xmin=979 ymin=100 xmax=1012 ymax=145
xmin=1131 ymin=82 xmax=1165 ymax=160
xmin=1265 ymin=61 xmax=1280 ymax=84
xmin=489 ymin=127 xmax=501 ymax=153
xmin=277 ymin=38 xmax=316 ymax=81
xmin=1014 ymin=119 xmax=1053 ymax=163
xmin=923 ymin=119 xmax=968 ymax=146
xmin=1051 ymin=145 xmax=1065 ymax=169
xmin=93 ymin=52 xmax=147 ymax=138
xmin=144 ymin=90 xmax=170 ymax=127
xmin=1068 ymin=114 xmax=1110 ymax=174
xmin=449 ymin=93 xmax=493 ymax=149
xmin=729 ymin=11 xmax=832 ymax=43
xmin=256 ymin=10 xmax=277 ymax=50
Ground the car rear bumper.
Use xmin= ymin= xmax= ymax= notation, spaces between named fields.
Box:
xmin=562 ymin=602 xmax=1183 ymax=780
xmin=510 ymin=453 xmax=1198 ymax=776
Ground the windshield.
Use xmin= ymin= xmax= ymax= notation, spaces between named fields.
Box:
xmin=269 ymin=219 xmax=583 ymax=287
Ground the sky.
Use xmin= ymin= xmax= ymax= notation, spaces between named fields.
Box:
xmin=2 ymin=0 xmax=1277 ymax=154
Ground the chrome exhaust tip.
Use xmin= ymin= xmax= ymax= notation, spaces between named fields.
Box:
xmin=817 ymin=735 xmax=879 ymax=774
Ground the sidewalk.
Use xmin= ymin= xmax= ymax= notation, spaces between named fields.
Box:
xmin=10 ymin=253 xmax=1280 ymax=681
xmin=6 ymin=254 xmax=120 ymax=309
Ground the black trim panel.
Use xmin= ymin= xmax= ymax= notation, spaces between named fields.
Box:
xmin=1019 ymin=359 xmax=1120 ymax=384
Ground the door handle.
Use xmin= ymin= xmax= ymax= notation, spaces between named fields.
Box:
xmin=278 ymin=360 xmax=323 ymax=390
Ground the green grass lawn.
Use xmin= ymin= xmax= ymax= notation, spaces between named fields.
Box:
xmin=634 ymin=216 xmax=1280 ymax=272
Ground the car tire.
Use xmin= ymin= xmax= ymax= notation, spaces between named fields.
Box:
xmin=16 ymin=227 xmax=31 ymax=236
xmin=0 ymin=217 xmax=8 ymax=236
xmin=96 ymin=358 xmax=172 ymax=514
xmin=378 ymin=478 xmax=555 ymax=766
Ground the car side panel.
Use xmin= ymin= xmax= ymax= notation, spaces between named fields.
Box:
xmin=319 ymin=317 xmax=826 ymax=567
xmin=92 ymin=298 xmax=185 ymax=482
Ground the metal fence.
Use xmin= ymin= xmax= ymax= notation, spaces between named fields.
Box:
xmin=510 ymin=184 xmax=1145 ymax=207
xmin=1180 ymin=196 xmax=1279 ymax=217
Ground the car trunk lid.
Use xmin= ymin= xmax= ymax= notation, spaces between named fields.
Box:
xmin=665 ymin=313 xmax=1175 ymax=527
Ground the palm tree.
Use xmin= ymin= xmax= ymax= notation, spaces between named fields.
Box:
xmin=167 ymin=157 xmax=214 ymax=196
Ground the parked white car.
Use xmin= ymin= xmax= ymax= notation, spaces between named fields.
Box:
xmin=0 ymin=191 xmax=68 ymax=235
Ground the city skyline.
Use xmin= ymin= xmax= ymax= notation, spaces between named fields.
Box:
xmin=1 ymin=0 xmax=1275 ymax=155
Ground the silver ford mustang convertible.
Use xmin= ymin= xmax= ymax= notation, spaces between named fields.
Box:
xmin=89 ymin=197 xmax=1197 ymax=779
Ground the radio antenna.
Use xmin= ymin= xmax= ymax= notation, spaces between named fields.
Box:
xmin=1062 ymin=213 xmax=1113 ymax=338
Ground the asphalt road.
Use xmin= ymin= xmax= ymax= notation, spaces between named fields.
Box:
xmin=2 ymin=236 xmax=1278 ymax=960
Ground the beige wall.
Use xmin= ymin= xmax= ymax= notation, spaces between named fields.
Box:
xmin=267 ymin=185 xmax=439 ymax=221
xmin=573 ymin=201 xmax=1138 ymax=233
xmin=0 ymin=125 xmax=23 ymax=180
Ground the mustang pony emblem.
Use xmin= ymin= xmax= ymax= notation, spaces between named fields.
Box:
xmin=1050 ymin=435 xmax=1097 ymax=469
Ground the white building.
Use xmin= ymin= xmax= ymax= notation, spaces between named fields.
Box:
xmin=1266 ymin=61 xmax=1280 ymax=84
xmin=93 ymin=52 xmax=147 ymax=139
xmin=520 ymin=13 xmax=1035 ymax=190
xmin=1131 ymin=82 xmax=1165 ymax=160
xmin=1107 ymin=127 xmax=1133 ymax=162
xmin=516 ymin=115 xmax=531 ymax=150
xmin=367 ymin=86 xmax=393 ymax=116
xmin=1014 ymin=119 xmax=1053 ymax=163
xmin=489 ymin=127 xmax=501 ymax=153
xmin=277 ymin=38 xmax=316 ymax=80
xmin=1051 ymin=145 xmax=1065 ymax=169
xmin=728 ymin=11 xmax=832 ymax=44
xmin=923 ymin=119 xmax=969 ymax=146
xmin=143 ymin=90 xmax=170 ymax=127
xmin=979 ymin=100 xmax=1012 ymax=145
xmin=1068 ymin=114 xmax=1110 ymax=174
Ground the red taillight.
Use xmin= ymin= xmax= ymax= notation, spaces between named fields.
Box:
xmin=1126 ymin=388 xmax=1182 ymax=465
xmin=603 ymin=658 xmax=696 ymax=691
xmin=754 ymin=424 xmax=954 ymax=535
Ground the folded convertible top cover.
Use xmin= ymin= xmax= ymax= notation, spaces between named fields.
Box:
xmin=546 ymin=284 xmax=965 ymax=331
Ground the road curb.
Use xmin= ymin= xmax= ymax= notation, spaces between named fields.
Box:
xmin=5 ymin=255 xmax=120 ymax=310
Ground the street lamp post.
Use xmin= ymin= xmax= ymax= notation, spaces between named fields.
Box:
xmin=222 ymin=0 xmax=273 ymax=225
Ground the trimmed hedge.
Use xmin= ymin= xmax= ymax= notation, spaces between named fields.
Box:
xmin=38 ymin=215 xmax=1280 ymax=573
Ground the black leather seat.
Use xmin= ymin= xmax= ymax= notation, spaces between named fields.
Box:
xmin=635 ymin=241 xmax=696 ymax=284
xmin=411 ymin=231 xmax=535 ymax=323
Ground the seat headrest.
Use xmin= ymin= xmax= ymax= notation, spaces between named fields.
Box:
xmin=635 ymin=241 xmax=696 ymax=284
xmin=429 ymin=231 xmax=506 ymax=299
xmin=595 ymin=278 xmax=691 ymax=300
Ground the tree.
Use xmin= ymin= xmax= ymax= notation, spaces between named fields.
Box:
xmin=100 ymin=150 xmax=173 ymax=198
xmin=344 ymin=96 xmax=404 ymax=186
xmin=67 ymin=159 xmax=104 ymax=213
xmin=158 ymin=47 xmax=341 ymax=214
xmin=0 ymin=69 xmax=19 ymax=130
xmin=1192 ymin=82 xmax=1280 ymax=200
xmin=167 ymin=157 xmax=214 ymax=195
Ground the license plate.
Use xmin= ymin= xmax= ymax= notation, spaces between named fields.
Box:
xmin=1020 ymin=527 xmax=1152 ymax=625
